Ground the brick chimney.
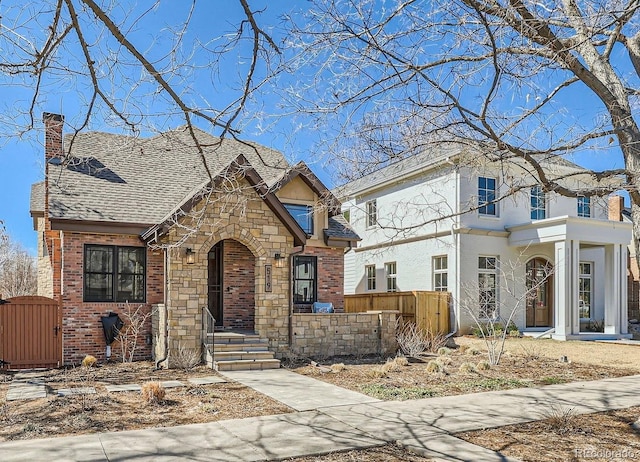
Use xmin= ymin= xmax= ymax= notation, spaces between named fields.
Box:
xmin=608 ymin=195 xmax=624 ymax=221
xmin=43 ymin=112 xmax=64 ymax=166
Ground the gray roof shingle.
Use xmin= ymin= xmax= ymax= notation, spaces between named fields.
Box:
xmin=30 ymin=181 xmax=45 ymax=215
xmin=47 ymin=127 xmax=290 ymax=225
xmin=325 ymin=214 xmax=360 ymax=242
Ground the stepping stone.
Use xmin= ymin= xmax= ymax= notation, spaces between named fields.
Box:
xmin=105 ymin=383 xmax=141 ymax=392
xmin=160 ymin=380 xmax=185 ymax=389
xmin=56 ymin=387 xmax=96 ymax=397
xmin=188 ymin=376 xmax=227 ymax=385
xmin=6 ymin=382 xmax=47 ymax=401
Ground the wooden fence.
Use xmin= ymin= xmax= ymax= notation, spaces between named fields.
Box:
xmin=344 ymin=291 xmax=450 ymax=334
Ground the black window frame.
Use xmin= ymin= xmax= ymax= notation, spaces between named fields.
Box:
xmin=292 ymin=255 xmax=317 ymax=304
xmin=284 ymin=203 xmax=314 ymax=235
xmin=84 ymin=244 xmax=146 ymax=303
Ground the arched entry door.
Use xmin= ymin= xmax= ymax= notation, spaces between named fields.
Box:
xmin=208 ymin=239 xmax=256 ymax=330
xmin=526 ymin=258 xmax=553 ymax=327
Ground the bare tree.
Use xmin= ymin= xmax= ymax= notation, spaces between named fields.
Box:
xmin=459 ymin=254 xmax=554 ymax=365
xmin=0 ymin=222 xmax=37 ymax=297
xmin=286 ymin=0 xmax=640 ymax=247
xmin=0 ymin=1 xmax=283 ymax=178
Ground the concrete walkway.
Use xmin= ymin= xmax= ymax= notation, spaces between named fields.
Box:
xmin=220 ymin=369 xmax=380 ymax=411
xmin=1 ymin=370 xmax=640 ymax=461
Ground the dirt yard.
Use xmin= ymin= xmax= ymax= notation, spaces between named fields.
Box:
xmin=0 ymin=335 xmax=638 ymax=459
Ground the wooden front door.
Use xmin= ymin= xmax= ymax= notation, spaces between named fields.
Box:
xmin=208 ymin=242 xmax=223 ymax=327
xmin=526 ymin=258 xmax=553 ymax=327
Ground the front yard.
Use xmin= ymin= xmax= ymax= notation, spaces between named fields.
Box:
xmin=1 ymin=335 xmax=639 ymax=462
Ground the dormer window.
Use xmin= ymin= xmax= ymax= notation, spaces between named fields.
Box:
xmin=284 ymin=203 xmax=314 ymax=235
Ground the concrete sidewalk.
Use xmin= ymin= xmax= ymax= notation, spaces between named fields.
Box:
xmin=1 ymin=371 xmax=639 ymax=461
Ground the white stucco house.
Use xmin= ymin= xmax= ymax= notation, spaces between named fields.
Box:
xmin=337 ymin=145 xmax=632 ymax=340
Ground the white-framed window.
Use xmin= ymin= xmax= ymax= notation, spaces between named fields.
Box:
xmin=366 ymin=200 xmax=377 ymax=227
xmin=478 ymin=177 xmax=497 ymax=216
xmin=478 ymin=256 xmax=498 ymax=318
xmin=577 ymin=196 xmax=591 ymax=218
xmin=365 ymin=265 xmax=376 ymax=291
xmin=385 ymin=262 xmax=397 ymax=292
xmin=579 ymin=262 xmax=592 ymax=319
xmin=433 ymin=256 xmax=448 ymax=292
xmin=530 ymin=185 xmax=546 ymax=220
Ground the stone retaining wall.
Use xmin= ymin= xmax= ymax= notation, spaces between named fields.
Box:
xmin=290 ymin=311 xmax=398 ymax=358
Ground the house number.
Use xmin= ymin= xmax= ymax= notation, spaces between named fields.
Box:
xmin=265 ymin=264 xmax=272 ymax=292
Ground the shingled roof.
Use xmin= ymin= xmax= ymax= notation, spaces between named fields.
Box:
xmin=46 ymin=127 xmax=290 ymax=226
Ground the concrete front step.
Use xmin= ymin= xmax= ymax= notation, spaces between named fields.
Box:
xmin=213 ymin=342 xmax=269 ymax=352
xmin=214 ymin=359 xmax=281 ymax=371
xmin=210 ymin=333 xmax=264 ymax=344
xmin=214 ymin=351 xmax=275 ymax=361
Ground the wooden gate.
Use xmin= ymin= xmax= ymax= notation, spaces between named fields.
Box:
xmin=0 ymin=296 xmax=62 ymax=370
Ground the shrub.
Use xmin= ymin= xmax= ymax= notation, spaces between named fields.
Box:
xmin=437 ymin=347 xmax=452 ymax=356
xmin=330 ymin=363 xmax=347 ymax=373
xmin=367 ymin=367 xmax=388 ymax=379
xmin=459 ymin=362 xmax=476 ymax=373
xmin=171 ymin=343 xmax=201 ymax=371
xmin=141 ymin=382 xmax=166 ymax=404
xmin=425 ymin=360 xmax=443 ymax=373
xmin=539 ymin=406 xmax=580 ymax=435
xmin=81 ymin=355 xmax=97 ymax=368
xmin=395 ymin=320 xmax=447 ymax=357
xmin=393 ymin=355 xmax=409 ymax=367
xmin=436 ymin=356 xmax=452 ymax=366
xmin=476 ymin=361 xmax=491 ymax=371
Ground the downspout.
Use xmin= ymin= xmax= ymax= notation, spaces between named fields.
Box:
xmin=155 ymin=247 xmax=170 ymax=370
xmin=446 ymin=164 xmax=460 ymax=339
xmin=288 ymin=245 xmax=306 ymax=348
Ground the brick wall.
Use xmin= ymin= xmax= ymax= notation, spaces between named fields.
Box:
xmin=290 ymin=311 xmax=398 ymax=358
xmin=222 ymin=239 xmax=255 ymax=330
xmin=293 ymin=246 xmax=345 ymax=313
xmin=59 ymin=232 xmax=164 ymax=364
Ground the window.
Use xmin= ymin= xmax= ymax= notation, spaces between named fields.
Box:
xmin=433 ymin=256 xmax=448 ymax=292
xmin=284 ymin=203 xmax=314 ymax=235
xmin=478 ymin=256 xmax=498 ymax=318
xmin=84 ymin=245 xmax=145 ymax=302
xmin=385 ymin=262 xmax=397 ymax=292
xmin=478 ymin=177 xmax=497 ymax=216
xmin=366 ymin=199 xmax=377 ymax=227
xmin=578 ymin=196 xmax=591 ymax=218
xmin=579 ymin=262 xmax=592 ymax=319
xmin=365 ymin=265 xmax=376 ymax=291
xmin=530 ymin=185 xmax=546 ymax=220
xmin=293 ymin=256 xmax=317 ymax=304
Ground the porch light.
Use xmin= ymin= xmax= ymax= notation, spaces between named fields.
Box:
xmin=185 ymin=248 xmax=196 ymax=265
xmin=274 ymin=252 xmax=285 ymax=268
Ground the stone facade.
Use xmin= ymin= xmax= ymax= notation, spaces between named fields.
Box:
xmin=291 ymin=311 xmax=398 ymax=358
xmin=162 ymin=179 xmax=296 ymax=363
xmin=35 ymin=216 xmax=54 ymax=298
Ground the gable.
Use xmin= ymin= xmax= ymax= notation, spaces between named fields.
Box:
xmin=276 ymin=176 xmax=316 ymax=202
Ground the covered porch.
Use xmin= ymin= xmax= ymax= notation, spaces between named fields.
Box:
xmin=508 ymin=216 xmax=632 ymax=340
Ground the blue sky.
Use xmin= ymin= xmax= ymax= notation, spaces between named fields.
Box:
xmin=0 ymin=1 xmax=631 ymax=254
xmin=0 ymin=1 xmax=323 ymax=253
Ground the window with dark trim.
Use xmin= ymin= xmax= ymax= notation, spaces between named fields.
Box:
xmin=284 ymin=203 xmax=314 ymax=235
xmin=293 ymin=256 xmax=316 ymax=304
xmin=84 ymin=245 xmax=146 ymax=302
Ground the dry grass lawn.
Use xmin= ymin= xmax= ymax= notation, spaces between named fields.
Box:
xmin=1 ymin=335 xmax=639 ymax=462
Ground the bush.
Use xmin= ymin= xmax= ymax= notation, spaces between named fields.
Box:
xmin=459 ymin=362 xmax=476 ymax=373
xmin=81 ymin=355 xmax=97 ymax=368
xmin=476 ymin=360 xmax=491 ymax=371
xmin=330 ymin=363 xmax=347 ymax=373
xmin=393 ymin=355 xmax=409 ymax=367
xmin=141 ymin=382 xmax=166 ymax=404
xmin=425 ymin=360 xmax=443 ymax=373
xmin=437 ymin=347 xmax=452 ymax=356
xmin=171 ymin=343 xmax=201 ymax=371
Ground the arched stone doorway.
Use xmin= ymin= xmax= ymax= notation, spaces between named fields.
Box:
xmin=526 ymin=258 xmax=553 ymax=328
xmin=208 ymin=239 xmax=256 ymax=331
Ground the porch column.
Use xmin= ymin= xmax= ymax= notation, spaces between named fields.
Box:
xmin=604 ymin=244 xmax=626 ymax=334
xmin=554 ymin=240 xmax=579 ymax=339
